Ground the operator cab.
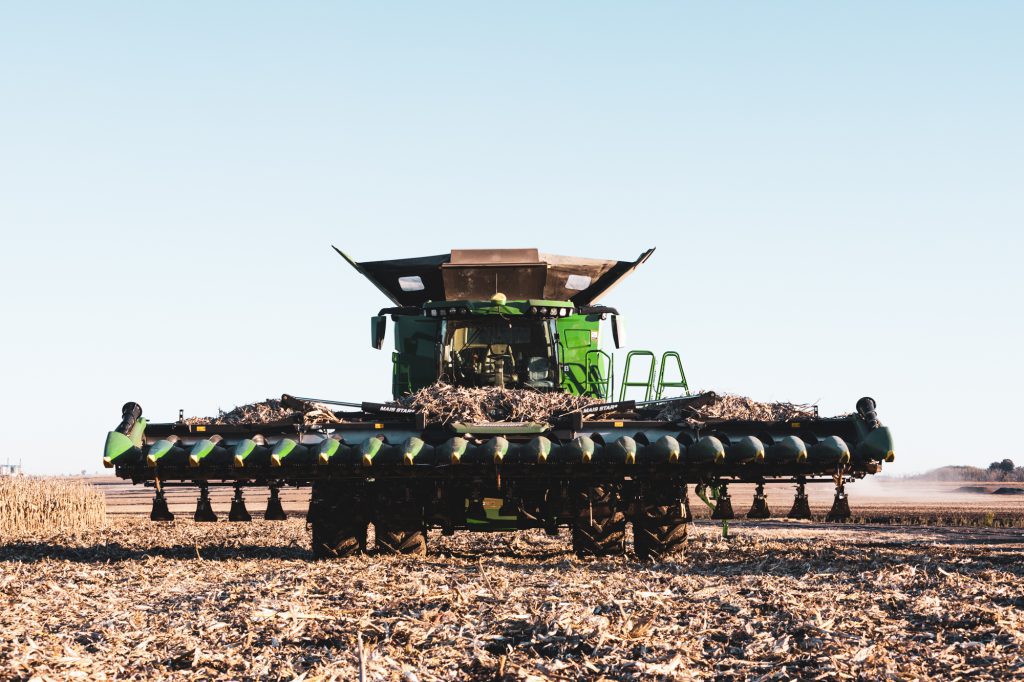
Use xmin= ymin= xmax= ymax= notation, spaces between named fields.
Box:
xmin=441 ymin=318 xmax=558 ymax=390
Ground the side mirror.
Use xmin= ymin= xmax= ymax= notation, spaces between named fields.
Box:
xmin=371 ymin=315 xmax=387 ymax=350
xmin=611 ymin=314 xmax=626 ymax=349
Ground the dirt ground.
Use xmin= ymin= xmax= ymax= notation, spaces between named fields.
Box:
xmin=2 ymin=479 xmax=1023 ymax=680
xmin=95 ymin=476 xmax=1024 ymax=526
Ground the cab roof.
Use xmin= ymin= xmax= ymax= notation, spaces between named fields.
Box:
xmin=335 ymin=247 xmax=654 ymax=307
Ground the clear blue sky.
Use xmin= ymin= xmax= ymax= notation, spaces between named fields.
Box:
xmin=1 ymin=3 xmax=1020 ymax=475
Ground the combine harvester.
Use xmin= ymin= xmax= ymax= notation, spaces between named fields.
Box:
xmin=103 ymin=248 xmax=894 ymax=559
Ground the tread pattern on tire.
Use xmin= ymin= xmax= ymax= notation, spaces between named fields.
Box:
xmin=374 ymin=484 xmax=427 ymax=556
xmin=571 ymin=484 xmax=626 ymax=558
xmin=634 ymin=485 xmax=689 ymax=561
xmin=308 ymin=482 xmax=367 ymax=559
xmin=375 ymin=525 xmax=427 ymax=555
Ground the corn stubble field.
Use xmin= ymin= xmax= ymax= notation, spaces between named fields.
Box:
xmin=2 ymin=479 xmax=1024 ymax=681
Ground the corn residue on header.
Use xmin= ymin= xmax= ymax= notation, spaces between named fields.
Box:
xmin=399 ymin=385 xmax=601 ymax=424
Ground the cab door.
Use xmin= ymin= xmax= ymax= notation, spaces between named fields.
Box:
xmin=392 ymin=317 xmax=441 ymax=397
xmin=555 ymin=314 xmax=602 ymax=396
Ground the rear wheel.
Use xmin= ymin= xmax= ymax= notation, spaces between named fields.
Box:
xmin=308 ymin=481 xmax=367 ymax=559
xmin=634 ymin=483 xmax=689 ymax=561
xmin=571 ymin=484 xmax=626 ymax=558
xmin=374 ymin=484 xmax=427 ymax=556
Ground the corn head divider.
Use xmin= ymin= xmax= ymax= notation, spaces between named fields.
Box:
xmin=103 ymin=247 xmax=895 ymax=560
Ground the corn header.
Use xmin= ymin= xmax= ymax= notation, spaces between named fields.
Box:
xmin=104 ymin=248 xmax=894 ymax=559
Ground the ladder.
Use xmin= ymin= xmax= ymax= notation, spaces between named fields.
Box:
xmin=654 ymin=351 xmax=690 ymax=399
xmin=618 ymin=350 xmax=656 ymax=402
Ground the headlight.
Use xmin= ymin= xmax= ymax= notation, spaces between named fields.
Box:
xmin=530 ymin=306 xmax=539 ymax=314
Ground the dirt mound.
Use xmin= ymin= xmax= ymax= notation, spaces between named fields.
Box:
xmin=954 ymin=486 xmax=991 ymax=494
xmin=993 ymin=487 xmax=1024 ymax=495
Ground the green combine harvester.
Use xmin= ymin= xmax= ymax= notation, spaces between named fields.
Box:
xmin=104 ymin=248 xmax=895 ymax=559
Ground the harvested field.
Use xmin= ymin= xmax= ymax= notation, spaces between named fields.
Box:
xmin=92 ymin=477 xmax=1024 ymax=528
xmin=2 ymin=481 xmax=1024 ymax=680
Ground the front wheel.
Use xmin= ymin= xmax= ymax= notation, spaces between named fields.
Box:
xmin=308 ymin=481 xmax=368 ymax=559
xmin=571 ymin=484 xmax=626 ymax=558
xmin=374 ymin=483 xmax=427 ymax=556
xmin=633 ymin=483 xmax=690 ymax=561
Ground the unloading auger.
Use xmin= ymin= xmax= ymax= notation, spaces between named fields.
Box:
xmin=103 ymin=248 xmax=895 ymax=560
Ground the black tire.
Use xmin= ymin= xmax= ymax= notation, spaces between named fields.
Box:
xmin=634 ymin=485 xmax=689 ymax=562
xmin=571 ymin=484 xmax=626 ymax=558
xmin=311 ymin=517 xmax=365 ymax=558
xmin=374 ymin=485 xmax=427 ymax=556
xmin=308 ymin=482 xmax=367 ymax=559
xmin=375 ymin=525 xmax=427 ymax=555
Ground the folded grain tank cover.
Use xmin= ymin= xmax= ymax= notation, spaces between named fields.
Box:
xmin=335 ymin=247 xmax=654 ymax=306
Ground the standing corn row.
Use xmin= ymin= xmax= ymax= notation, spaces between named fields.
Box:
xmin=0 ymin=478 xmax=106 ymax=538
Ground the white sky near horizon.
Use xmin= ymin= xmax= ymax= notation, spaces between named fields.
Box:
xmin=0 ymin=3 xmax=1021 ymax=475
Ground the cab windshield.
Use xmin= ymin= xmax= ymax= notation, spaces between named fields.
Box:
xmin=441 ymin=318 xmax=558 ymax=389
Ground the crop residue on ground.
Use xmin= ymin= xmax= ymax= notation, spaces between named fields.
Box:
xmin=2 ymin=518 xmax=1023 ymax=680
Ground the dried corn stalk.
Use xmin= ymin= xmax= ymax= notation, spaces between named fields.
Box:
xmin=0 ymin=477 xmax=106 ymax=538
xmin=399 ymin=385 xmax=600 ymax=424
xmin=3 ymin=515 xmax=1023 ymax=681
xmin=658 ymin=391 xmax=818 ymax=423
xmin=184 ymin=399 xmax=337 ymax=426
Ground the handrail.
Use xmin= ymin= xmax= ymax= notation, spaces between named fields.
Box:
xmin=618 ymin=350 xmax=656 ymax=402
xmin=655 ymin=351 xmax=690 ymax=399
xmin=584 ymin=349 xmax=614 ymax=400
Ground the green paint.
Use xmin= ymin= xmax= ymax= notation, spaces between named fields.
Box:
xmin=609 ymin=436 xmax=637 ymax=464
xmin=440 ymin=438 xmax=468 ymax=464
xmin=526 ymin=436 xmax=552 ymax=463
xmin=729 ymin=435 xmax=764 ymax=463
xmin=128 ymin=418 xmax=147 ymax=448
xmin=695 ymin=484 xmax=729 ymax=539
xmin=856 ymin=426 xmax=895 ymax=462
xmin=102 ymin=431 xmax=135 ymax=467
xmin=691 ymin=435 xmax=725 ymax=463
xmin=147 ymin=439 xmax=177 ymax=467
xmin=556 ymin=313 xmax=603 ymax=396
xmin=234 ymin=439 xmax=258 ymax=467
xmin=189 ymin=439 xmax=218 ymax=467
xmin=466 ymin=499 xmax=518 ymax=530
xmin=772 ymin=435 xmax=808 ymax=463
xmin=483 ymin=436 xmax=509 ymax=463
xmin=272 ymin=439 xmax=300 ymax=466
xmin=360 ymin=437 xmax=383 ymax=466
xmin=651 ymin=435 xmax=681 ymax=462
xmin=318 ymin=438 xmax=341 ymax=465
xmin=567 ymin=435 xmax=596 ymax=463
xmin=401 ymin=437 xmax=424 ymax=465
xmin=452 ymin=421 xmax=546 ymax=435
xmin=812 ymin=435 xmax=850 ymax=464
xmin=388 ymin=300 xmax=617 ymax=399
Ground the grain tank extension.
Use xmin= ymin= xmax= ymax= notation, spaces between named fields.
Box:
xmin=103 ymin=248 xmax=895 ymax=560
